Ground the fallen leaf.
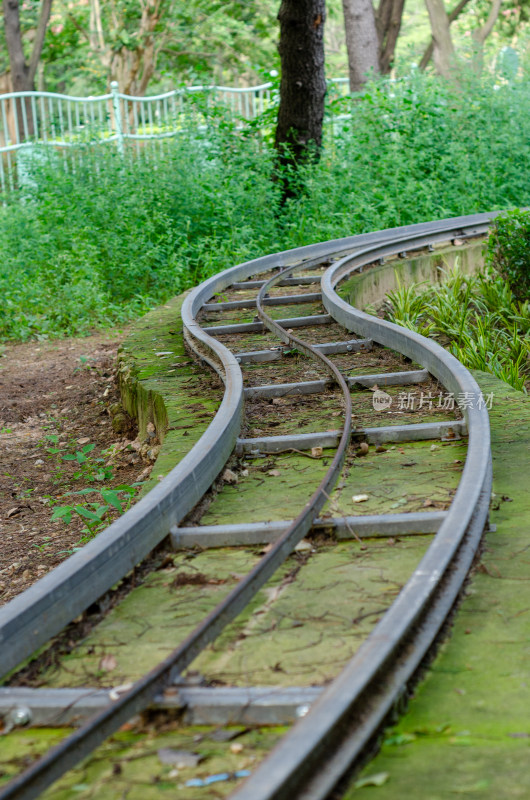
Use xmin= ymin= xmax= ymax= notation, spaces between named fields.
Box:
xmin=230 ymin=743 xmax=244 ymax=754
xmin=354 ymin=772 xmax=390 ymax=789
xmin=209 ymin=727 xmax=248 ymax=742
xmin=268 ymin=469 xmax=281 ymax=477
xmin=99 ymin=654 xmax=117 ymax=672
xmin=7 ymin=507 xmax=23 ymax=519
xmin=77 ymin=437 xmax=90 ymax=445
xmin=157 ymin=748 xmax=202 ymax=768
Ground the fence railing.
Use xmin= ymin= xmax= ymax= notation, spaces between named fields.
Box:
xmin=0 ymin=78 xmax=350 ymax=194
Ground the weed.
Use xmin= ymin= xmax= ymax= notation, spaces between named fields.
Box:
xmin=386 ymin=266 xmax=530 ymax=392
xmin=2 ymin=73 xmax=530 ymax=342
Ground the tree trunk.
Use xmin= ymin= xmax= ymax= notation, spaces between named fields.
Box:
xmin=342 ymin=0 xmax=380 ymax=91
xmin=2 ymin=0 xmax=53 ymax=138
xmin=275 ymin=0 xmax=327 ymax=170
xmin=376 ymin=0 xmax=405 ymax=74
xmin=419 ymin=0 xmax=470 ymax=70
xmin=424 ymin=0 xmax=455 ymax=79
xmin=471 ymin=0 xmax=502 ymax=72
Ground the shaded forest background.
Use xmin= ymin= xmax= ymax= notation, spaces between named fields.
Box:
xmin=1 ymin=0 xmax=529 ymax=97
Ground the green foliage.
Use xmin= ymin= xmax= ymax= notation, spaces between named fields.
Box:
xmin=2 ymin=73 xmax=530 ymax=342
xmin=386 ymin=266 xmax=530 ymax=392
xmin=42 ymin=433 xmax=142 ymax=548
xmin=486 ymin=209 xmax=530 ymax=302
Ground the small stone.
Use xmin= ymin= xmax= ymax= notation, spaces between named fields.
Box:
xmin=352 ymin=494 xmax=369 ymax=503
xmin=230 ymin=743 xmax=244 ymax=754
xmin=146 ymin=422 xmax=156 ymax=435
xmin=111 ymin=413 xmax=128 ymax=434
xmin=147 ymin=446 xmax=160 ymax=462
xmin=222 ymin=469 xmax=238 ymax=484
xmin=34 ymin=459 xmax=44 ymax=467
xmin=294 ymin=539 xmax=313 ymax=553
xmin=268 ymin=469 xmax=281 ymax=477
xmin=311 ymin=447 xmax=323 ymax=458
xmin=430 ymin=444 xmax=439 ymax=452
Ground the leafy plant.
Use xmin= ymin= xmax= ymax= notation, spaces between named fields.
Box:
xmin=385 ymin=265 xmax=530 ymax=392
xmin=50 ymin=484 xmax=139 ymax=540
xmin=486 ymin=209 xmax=530 ymax=302
xmin=45 ymin=435 xmax=114 ymax=483
xmin=2 ymin=73 xmax=530 ymax=342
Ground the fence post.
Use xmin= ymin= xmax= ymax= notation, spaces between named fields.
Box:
xmin=110 ymin=81 xmax=124 ymax=155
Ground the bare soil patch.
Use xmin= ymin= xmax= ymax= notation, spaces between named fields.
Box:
xmin=0 ymin=331 xmax=155 ymax=606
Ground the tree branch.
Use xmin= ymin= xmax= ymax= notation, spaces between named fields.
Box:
xmin=472 ymin=0 xmax=502 ymax=44
xmin=28 ymin=0 xmax=53 ymax=85
xmin=419 ymin=0 xmax=471 ymax=70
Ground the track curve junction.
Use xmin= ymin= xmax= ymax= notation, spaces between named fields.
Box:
xmin=0 ymin=212 xmax=496 ymax=799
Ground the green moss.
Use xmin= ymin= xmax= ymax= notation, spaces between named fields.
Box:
xmin=193 ymin=537 xmax=431 ymax=686
xmin=117 ymin=293 xmax=222 ymax=495
xmin=42 ymin=550 xmax=261 ymax=687
xmin=0 ymin=725 xmax=285 ymax=799
xmin=349 ymin=373 xmax=530 ymax=799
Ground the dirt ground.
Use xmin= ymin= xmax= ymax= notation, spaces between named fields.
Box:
xmin=0 ymin=331 xmax=156 ymax=607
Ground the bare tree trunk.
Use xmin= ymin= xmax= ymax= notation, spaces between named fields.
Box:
xmin=471 ymin=0 xmax=502 ymax=72
xmin=419 ymin=0 xmax=470 ymax=69
xmin=275 ymin=0 xmax=327 ymax=171
xmin=376 ymin=0 xmax=405 ymax=73
xmin=0 ymin=72 xmax=16 ymax=148
xmin=342 ymin=0 xmax=380 ymax=91
xmin=2 ymin=0 xmax=53 ymax=138
xmin=424 ymin=0 xmax=455 ymax=79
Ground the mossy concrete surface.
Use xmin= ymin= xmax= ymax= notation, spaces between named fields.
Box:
xmin=0 ymin=724 xmax=284 ymax=799
xmin=117 ymin=292 xmax=222 ymax=495
xmin=193 ymin=537 xmax=431 ymax=686
xmin=349 ymin=372 xmax=530 ymax=798
xmin=339 ymin=240 xmax=485 ymax=311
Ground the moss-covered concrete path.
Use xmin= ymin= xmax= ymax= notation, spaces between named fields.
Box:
xmin=349 ymin=372 xmax=530 ymax=799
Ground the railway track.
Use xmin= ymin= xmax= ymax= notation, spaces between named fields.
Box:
xmin=0 ymin=213 xmax=495 ymax=799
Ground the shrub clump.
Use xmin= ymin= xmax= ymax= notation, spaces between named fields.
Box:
xmin=487 ymin=209 xmax=530 ymax=302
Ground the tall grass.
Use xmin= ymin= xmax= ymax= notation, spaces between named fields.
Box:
xmin=386 ymin=266 xmax=530 ymax=391
xmin=2 ymin=72 xmax=530 ymax=341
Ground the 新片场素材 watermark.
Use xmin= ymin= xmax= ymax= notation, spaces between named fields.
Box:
xmin=372 ymin=390 xmax=494 ymax=411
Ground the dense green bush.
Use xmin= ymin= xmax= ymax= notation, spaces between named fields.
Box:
xmin=2 ymin=72 xmax=530 ymax=341
xmin=486 ymin=209 xmax=530 ymax=301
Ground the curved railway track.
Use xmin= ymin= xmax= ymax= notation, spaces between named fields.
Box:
xmin=0 ymin=213 xmax=496 ymax=799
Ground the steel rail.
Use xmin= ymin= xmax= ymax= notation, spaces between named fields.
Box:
xmin=0 ymin=260 xmax=354 ymax=800
xmin=0 ymin=212 xmax=497 ymax=800
xmin=1 ymin=214 xmax=494 ymax=680
xmin=230 ymin=222 xmax=493 ymax=800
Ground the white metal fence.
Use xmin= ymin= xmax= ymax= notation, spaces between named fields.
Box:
xmin=0 ymin=78 xmax=350 ymax=194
